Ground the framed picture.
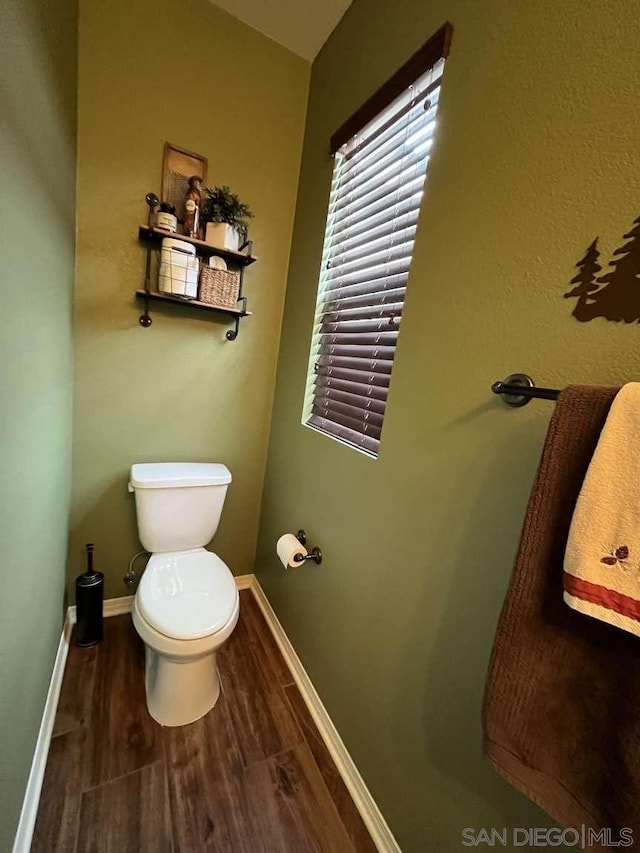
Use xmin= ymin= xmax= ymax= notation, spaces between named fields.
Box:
xmin=161 ymin=143 xmax=208 ymax=214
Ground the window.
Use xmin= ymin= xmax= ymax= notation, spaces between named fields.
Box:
xmin=303 ymin=24 xmax=453 ymax=457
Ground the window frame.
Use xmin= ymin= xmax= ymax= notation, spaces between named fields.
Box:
xmin=303 ymin=22 xmax=453 ymax=459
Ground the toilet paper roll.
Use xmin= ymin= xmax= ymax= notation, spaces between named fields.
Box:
xmin=277 ymin=533 xmax=307 ymax=569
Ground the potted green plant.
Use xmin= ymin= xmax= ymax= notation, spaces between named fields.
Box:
xmin=201 ymin=185 xmax=253 ymax=251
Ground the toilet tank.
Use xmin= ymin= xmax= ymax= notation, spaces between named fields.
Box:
xmin=130 ymin=463 xmax=232 ymax=553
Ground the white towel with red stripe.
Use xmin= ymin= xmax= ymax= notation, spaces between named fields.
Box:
xmin=564 ymin=382 xmax=640 ymax=636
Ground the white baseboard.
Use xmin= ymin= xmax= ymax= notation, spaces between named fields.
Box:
xmin=247 ymin=575 xmax=401 ymax=853
xmin=12 ymin=610 xmax=73 ymax=853
xmin=14 ymin=576 xmax=398 ymax=853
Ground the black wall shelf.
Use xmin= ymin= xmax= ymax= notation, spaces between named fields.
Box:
xmin=136 ymin=219 xmax=256 ymax=340
xmin=135 ymin=290 xmax=250 ymax=317
xmin=138 ymin=225 xmax=257 ymax=266
xmin=135 ymin=291 xmax=250 ymax=340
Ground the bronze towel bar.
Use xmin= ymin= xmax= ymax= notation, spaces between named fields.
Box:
xmin=492 ymin=374 xmax=560 ymax=407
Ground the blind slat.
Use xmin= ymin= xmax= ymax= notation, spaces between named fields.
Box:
xmin=312 ymin=384 xmax=387 ymax=414
xmin=321 ymin=264 xmax=410 ymax=296
xmin=323 ymin=287 xmax=406 ymax=312
xmin=315 ymin=343 xmax=397 ymax=360
xmin=323 ymin=303 xmax=403 ymax=323
xmin=320 ymin=320 xmax=399 ymax=337
xmin=313 ymin=398 xmax=385 ymax=426
xmin=315 ymin=365 xmax=391 ymax=388
xmin=307 ymin=415 xmax=380 ymax=456
xmin=318 ymin=337 xmax=399 ymax=353
xmin=311 ymin=404 xmax=383 ymax=439
xmin=314 ymin=377 xmax=388 ymax=404
xmin=315 ymin=354 xmax=393 ymax=375
xmin=321 ymin=274 xmax=408 ymax=303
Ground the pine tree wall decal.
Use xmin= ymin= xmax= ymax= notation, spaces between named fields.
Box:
xmin=564 ymin=238 xmax=601 ymax=323
xmin=585 ymin=216 xmax=640 ymax=323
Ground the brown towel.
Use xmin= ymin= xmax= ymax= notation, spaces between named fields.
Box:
xmin=483 ymin=385 xmax=640 ymax=843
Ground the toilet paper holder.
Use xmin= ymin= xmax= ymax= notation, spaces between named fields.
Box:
xmin=295 ymin=530 xmax=322 ymax=565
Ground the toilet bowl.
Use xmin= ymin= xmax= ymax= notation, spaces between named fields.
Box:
xmin=129 ymin=462 xmax=238 ymax=727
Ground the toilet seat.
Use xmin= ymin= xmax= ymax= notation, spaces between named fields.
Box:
xmin=137 ymin=549 xmax=237 ymax=640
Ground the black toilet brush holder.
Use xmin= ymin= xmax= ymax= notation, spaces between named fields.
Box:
xmin=75 ymin=543 xmax=104 ymax=647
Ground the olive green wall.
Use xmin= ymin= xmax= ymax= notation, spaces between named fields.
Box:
xmin=0 ymin=0 xmax=77 ymax=847
xmin=70 ymin=0 xmax=309 ymax=596
xmin=255 ymin=0 xmax=640 ymax=849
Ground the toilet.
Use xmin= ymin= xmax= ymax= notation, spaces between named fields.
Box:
xmin=129 ymin=462 xmax=239 ymax=727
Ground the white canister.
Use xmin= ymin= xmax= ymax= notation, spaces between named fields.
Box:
xmin=160 ymin=237 xmax=196 ymax=267
xmin=159 ymin=238 xmax=199 ymax=298
xmin=155 ymin=211 xmax=177 ymax=232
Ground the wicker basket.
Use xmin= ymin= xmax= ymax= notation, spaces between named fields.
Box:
xmin=199 ymin=266 xmax=241 ymax=309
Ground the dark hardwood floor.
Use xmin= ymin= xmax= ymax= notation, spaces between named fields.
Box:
xmin=32 ymin=590 xmax=377 ymax=852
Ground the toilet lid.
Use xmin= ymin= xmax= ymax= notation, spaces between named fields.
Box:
xmin=138 ymin=550 xmax=237 ymax=640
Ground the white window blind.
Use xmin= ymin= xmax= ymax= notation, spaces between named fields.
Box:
xmin=303 ymin=55 xmax=447 ymax=457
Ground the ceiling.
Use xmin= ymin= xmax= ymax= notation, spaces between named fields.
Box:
xmin=210 ymin=0 xmax=354 ymax=61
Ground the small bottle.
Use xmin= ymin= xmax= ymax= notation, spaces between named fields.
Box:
xmin=76 ymin=543 xmax=104 ymax=647
xmin=183 ymin=176 xmax=202 ymax=238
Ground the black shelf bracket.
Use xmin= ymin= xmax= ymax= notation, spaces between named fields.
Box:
xmin=139 ymin=246 xmax=153 ymax=327
xmin=139 ymin=304 xmax=152 ymax=327
xmin=226 ymin=316 xmax=239 ymax=341
xmin=224 ymin=297 xmax=248 ymax=340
